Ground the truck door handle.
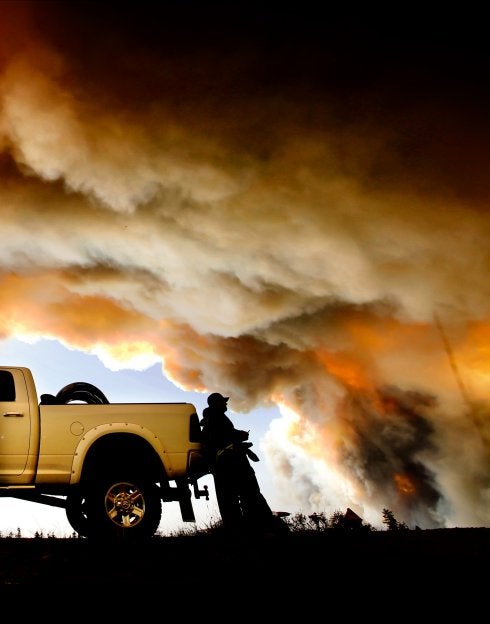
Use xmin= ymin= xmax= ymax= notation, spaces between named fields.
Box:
xmin=3 ymin=412 xmax=24 ymax=417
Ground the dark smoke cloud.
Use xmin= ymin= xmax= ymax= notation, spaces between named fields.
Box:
xmin=1 ymin=2 xmax=490 ymax=527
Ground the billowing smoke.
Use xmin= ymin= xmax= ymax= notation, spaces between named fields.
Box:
xmin=1 ymin=3 xmax=489 ymax=527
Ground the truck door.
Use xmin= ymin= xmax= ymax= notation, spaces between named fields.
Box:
xmin=0 ymin=369 xmax=31 ymax=479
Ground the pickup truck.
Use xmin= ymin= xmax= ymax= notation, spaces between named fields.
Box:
xmin=0 ymin=366 xmax=210 ymax=541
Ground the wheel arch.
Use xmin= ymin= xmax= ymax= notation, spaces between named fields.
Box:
xmin=70 ymin=428 xmax=169 ymax=485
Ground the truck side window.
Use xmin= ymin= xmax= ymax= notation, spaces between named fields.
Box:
xmin=0 ymin=371 xmax=16 ymax=401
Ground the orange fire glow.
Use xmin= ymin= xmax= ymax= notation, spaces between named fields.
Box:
xmin=316 ymin=348 xmax=376 ymax=394
xmin=394 ymin=473 xmax=416 ymax=496
xmin=461 ymin=321 xmax=490 ymax=385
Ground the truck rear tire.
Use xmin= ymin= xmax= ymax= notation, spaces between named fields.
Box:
xmin=87 ymin=478 xmax=162 ymax=541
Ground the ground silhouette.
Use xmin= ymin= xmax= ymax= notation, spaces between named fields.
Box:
xmin=1 ymin=527 xmax=488 ymax=599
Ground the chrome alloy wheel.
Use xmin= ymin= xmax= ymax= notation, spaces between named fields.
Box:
xmin=105 ymin=482 xmax=145 ymax=528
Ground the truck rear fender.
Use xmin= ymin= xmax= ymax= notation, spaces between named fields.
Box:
xmin=69 ymin=424 xmax=174 ymax=485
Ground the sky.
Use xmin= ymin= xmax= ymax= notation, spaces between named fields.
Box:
xmin=1 ymin=1 xmax=490 ymax=535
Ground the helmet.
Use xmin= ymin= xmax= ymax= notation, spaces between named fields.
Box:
xmin=207 ymin=392 xmax=229 ymax=407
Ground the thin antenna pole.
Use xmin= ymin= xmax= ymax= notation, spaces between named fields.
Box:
xmin=433 ymin=312 xmax=471 ymax=406
xmin=434 ymin=313 xmax=489 ymax=454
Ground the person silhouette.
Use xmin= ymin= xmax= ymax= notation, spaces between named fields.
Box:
xmin=200 ymin=392 xmax=278 ymax=534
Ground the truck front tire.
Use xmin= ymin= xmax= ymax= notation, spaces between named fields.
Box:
xmin=66 ymin=489 xmax=90 ymax=537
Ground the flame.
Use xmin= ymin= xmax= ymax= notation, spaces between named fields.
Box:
xmin=394 ymin=473 xmax=416 ymax=496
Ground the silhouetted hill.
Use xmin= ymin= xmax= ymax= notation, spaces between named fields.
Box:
xmin=1 ymin=527 xmax=488 ymax=604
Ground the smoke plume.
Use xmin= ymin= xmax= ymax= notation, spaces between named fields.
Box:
xmin=1 ymin=2 xmax=490 ymax=527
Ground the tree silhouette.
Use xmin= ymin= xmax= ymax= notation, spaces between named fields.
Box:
xmin=382 ymin=508 xmax=400 ymax=530
xmin=382 ymin=508 xmax=409 ymax=530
